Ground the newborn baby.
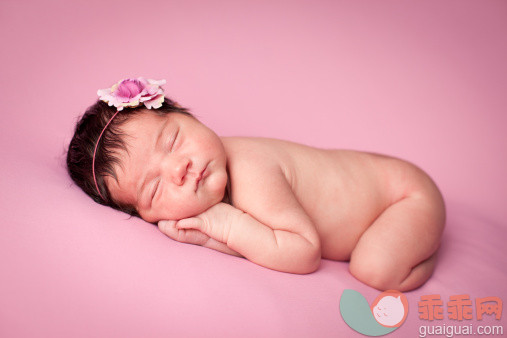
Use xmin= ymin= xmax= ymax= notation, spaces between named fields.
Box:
xmin=67 ymin=78 xmax=446 ymax=292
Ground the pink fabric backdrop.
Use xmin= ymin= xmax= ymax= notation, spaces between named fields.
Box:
xmin=1 ymin=0 xmax=506 ymax=337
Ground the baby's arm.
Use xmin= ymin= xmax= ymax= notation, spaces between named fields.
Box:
xmin=163 ymin=159 xmax=321 ymax=274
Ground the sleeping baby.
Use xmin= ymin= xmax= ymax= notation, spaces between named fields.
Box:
xmin=67 ymin=78 xmax=446 ymax=292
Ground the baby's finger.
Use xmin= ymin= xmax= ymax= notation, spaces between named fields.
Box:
xmin=158 ymin=220 xmax=179 ymax=240
xmin=178 ymin=229 xmax=209 ymax=246
xmin=176 ymin=217 xmax=203 ymax=231
xmin=159 ymin=220 xmax=209 ymax=245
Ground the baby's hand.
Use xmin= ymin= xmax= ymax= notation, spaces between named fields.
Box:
xmin=158 ymin=202 xmax=243 ymax=245
xmin=157 ymin=219 xmax=212 ymax=247
xmin=176 ymin=202 xmax=243 ymax=244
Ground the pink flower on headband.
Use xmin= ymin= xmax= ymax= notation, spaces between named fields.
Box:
xmin=97 ymin=77 xmax=166 ymax=111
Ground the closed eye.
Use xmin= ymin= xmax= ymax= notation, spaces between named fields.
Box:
xmin=151 ymin=178 xmax=161 ymax=201
xmin=169 ymin=128 xmax=179 ymax=152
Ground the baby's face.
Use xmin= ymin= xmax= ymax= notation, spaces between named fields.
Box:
xmin=105 ymin=111 xmax=228 ymax=223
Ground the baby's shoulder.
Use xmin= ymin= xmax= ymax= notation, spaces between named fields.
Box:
xmin=219 ymin=137 xmax=300 ymax=215
xmin=220 ymin=136 xmax=294 ymax=165
xmin=220 ymin=136 xmax=294 ymax=190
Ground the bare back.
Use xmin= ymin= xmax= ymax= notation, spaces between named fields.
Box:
xmin=221 ymin=137 xmax=423 ymax=261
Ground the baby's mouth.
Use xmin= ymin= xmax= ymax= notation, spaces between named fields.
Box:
xmin=194 ymin=163 xmax=209 ymax=192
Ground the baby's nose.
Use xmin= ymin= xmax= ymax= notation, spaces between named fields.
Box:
xmin=170 ymin=157 xmax=191 ymax=185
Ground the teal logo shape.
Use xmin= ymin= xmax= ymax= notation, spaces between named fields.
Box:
xmin=340 ymin=289 xmax=408 ymax=336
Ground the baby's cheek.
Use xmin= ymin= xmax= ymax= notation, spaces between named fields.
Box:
xmin=155 ymin=199 xmax=205 ymax=220
xmin=206 ymin=170 xmax=228 ymax=197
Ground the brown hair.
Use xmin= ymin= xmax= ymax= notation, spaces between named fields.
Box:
xmin=66 ymin=97 xmax=192 ymax=218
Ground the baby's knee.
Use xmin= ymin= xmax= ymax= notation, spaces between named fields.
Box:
xmin=349 ymin=252 xmax=410 ymax=291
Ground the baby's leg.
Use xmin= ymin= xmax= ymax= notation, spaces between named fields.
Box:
xmin=349 ymin=180 xmax=445 ymax=292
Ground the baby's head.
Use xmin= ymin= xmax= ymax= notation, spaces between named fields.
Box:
xmin=66 ymin=78 xmax=228 ymax=223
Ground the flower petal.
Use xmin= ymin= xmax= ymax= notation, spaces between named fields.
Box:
xmin=97 ymin=78 xmax=166 ymax=110
xmin=147 ymin=79 xmax=166 ymax=86
xmin=143 ymin=94 xmax=164 ymax=109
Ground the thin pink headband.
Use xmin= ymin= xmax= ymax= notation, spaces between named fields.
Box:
xmin=92 ymin=77 xmax=166 ymax=200
xmin=92 ymin=109 xmax=120 ymax=200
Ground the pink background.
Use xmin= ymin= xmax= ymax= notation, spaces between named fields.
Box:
xmin=1 ymin=0 xmax=506 ymax=337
